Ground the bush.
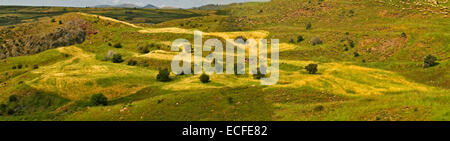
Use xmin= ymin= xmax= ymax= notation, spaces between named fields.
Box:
xmin=353 ymin=52 xmax=360 ymax=57
xmin=9 ymin=95 xmax=18 ymax=102
xmin=200 ymin=73 xmax=210 ymax=83
xmin=348 ymin=40 xmax=355 ymax=48
xmin=297 ymin=35 xmax=304 ymax=43
xmin=227 ymin=97 xmax=234 ymax=104
xmin=33 ymin=64 xmax=39 ymax=69
xmin=157 ymin=68 xmax=171 ymax=82
xmin=112 ymin=54 xmax=124 ymax=63
xmin=113 ymin=43 xmax=122 ymax=48
xmin=127 ymin=60 xmax=138 ymax=66
xmin=311 ymin=37 xmax=323 ymax=46
xmin=0 ymin=104 xmax=6 ymax=115
xmin=314 ymin=105 xmax=324 ymax=111
xmin=424 ymin=54 xmax=438 ymax=68
xmin=306 ymin=23 xmax=312 ymax=30
xmin=90 ymin=93 xmax=108 ymax=106
xmin=401 ymin=32 xmax=407 ymax=38
xmin=305 ymin=64 xmax=318 ymax=74
xmin=289 ymin=39 xmax=295 ymax=43
xmin=17 ymin=64 xmax=23 ymax=69
xmin=138 ymin=46 xmax=150 ymax=54
xmin=51 ymin=19 xmax=56 ymax=22
xmin=12 ymin=66 xmax=16 ymax=69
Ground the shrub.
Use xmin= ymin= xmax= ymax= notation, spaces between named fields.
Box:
xmin=401 ymin=32 xmax=407 ymax=38
xmin=9 ymin=95 xmax=18 ymax=102
xmin=353 ymin=52 xmax=360 ymax=57
xmin=139 ymin=61 xmax=149 ymax=67
xmin=113 ymin=43 xmax=122 ymax=48
xmin=51 ymin=19 xmax=56 ymax=22
xmin=305 ymin=64 xmax=318 ymax=74
xmin=127 ymin=60 xmax=138 ymax=66
xmin=12 ymin=66 xmax=16 ymax=69
xmin=314 ymin=105 xmax=324 ymax=111
xmin=200 ymin=73 xmax=210 ymax=83
xmin=90 ymin=93 xmax=108 ymax=106
xmin=311 ymin=37 xmax=323 ymax=46
xmin=157 ymin=68 xmax=171 ymax=82
xmin=306 ymin=23 xmax=312 ymax=30
xmin=423 ymin=54 xmax=438 ymax=68
xmin=227 ymin=97 xmax=234 ymax=104
xmin=297 ymin=35 xmax=304 ymax=43
xmin=289 ymin=39 xmax=295 ymax=43
xmin=348 ymin=10 xmax=355 ymax=16
xmin=112 ymin=54 xmax=124 ymax=63
xmin=0 ymin=104 xmax=6 ymax=115
xmin=138 ymin=46 xmax=150 ymax=54
xmin=58 ymin=21 xmax=63 ymax=24
xmin=348 ymin=40 xmax=355 ymax=48
xmin=33 ymin=64 xmax=39 ymax=69
xmin=17 ymin=64 xmax=23 ymax=69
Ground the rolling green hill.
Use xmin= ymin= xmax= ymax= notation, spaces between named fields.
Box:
xmin=0 ymin=0 xmax=448 ymax=121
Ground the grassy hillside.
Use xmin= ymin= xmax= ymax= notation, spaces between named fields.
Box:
xmin=0 ymin=0 xmax=448 ymax=121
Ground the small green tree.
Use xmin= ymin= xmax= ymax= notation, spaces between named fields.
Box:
xmin=297 ymin=35 xmax=304 ymax=43
xmin=90 ymin=94 xmax=108 ymax=106
xmin=423 ymin=54 xmax=438 ymax=68
xmin=0 ymin=104 xmax=6 ymax=115
xmin=113 ymin=43 xmax=122 ymax=48
xmin=306 ymin=23 xmax=312 ymax=30
xmin=157 ymin=68 xmax=171 ymax=82
xmin=138 ymin=46 xmax=150 ymax=54
xmin=8 ymin=95 xmax=18 ymax=102
xmin=401 ymin=32 xmax=407 ymax=38
xmin=305 ymin=64 xmax=318 ymax=74
xmin=200 ymin=73 xmax=210 ymax=83
xmin=112 ymin=54 xmax=124 ymax=63
xmin=353 ymin=52 xmax=360 ymax=57
xmin=127 ymin=59 xmax=137 ymax=66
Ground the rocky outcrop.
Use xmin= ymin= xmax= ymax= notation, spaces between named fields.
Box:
xmin=0 ymin=19 xmax=90 ymax=59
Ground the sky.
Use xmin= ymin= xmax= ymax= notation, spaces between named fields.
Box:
xmin=0 ymin=0 xmax=269 ymax=9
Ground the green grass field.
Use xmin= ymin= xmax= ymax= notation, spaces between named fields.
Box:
xmin=0 ymin=0 xmax=448 ymax=121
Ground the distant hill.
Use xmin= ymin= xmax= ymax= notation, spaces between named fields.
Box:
xmin=93 ymin=4 xmax=159 ymax=9
xmin=192 ymin=4 xmax=227 ymax=10
xmin=142 ymin=4 xmax=158 ymax=9
xmin=93 ymin=4 xmax=139 ymax=8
